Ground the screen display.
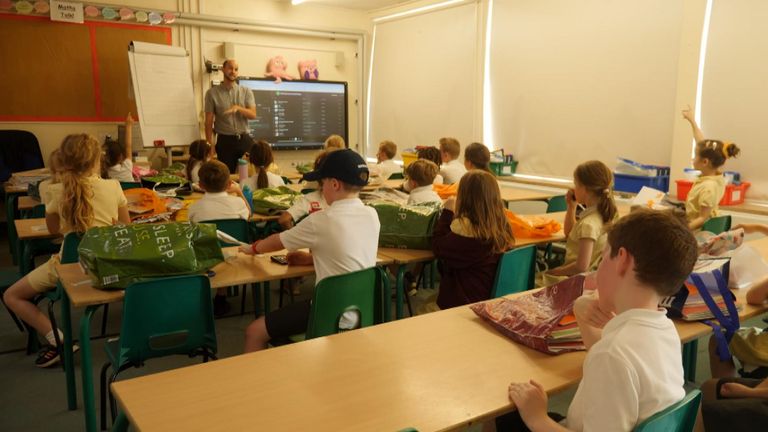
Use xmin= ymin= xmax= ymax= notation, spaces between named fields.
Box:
xmin=239 ymin=78 xmax=348 ymax=150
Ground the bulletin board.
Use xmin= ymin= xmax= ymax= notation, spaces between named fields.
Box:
xmin=0 ymin=14 xmax=171 ymax=122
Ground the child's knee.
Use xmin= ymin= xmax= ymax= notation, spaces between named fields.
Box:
xmin=246 ymin=318 xmax=267 ymax=339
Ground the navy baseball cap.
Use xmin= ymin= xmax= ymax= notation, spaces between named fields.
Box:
xmin=302 ymin=149 xmax=369 ymax=186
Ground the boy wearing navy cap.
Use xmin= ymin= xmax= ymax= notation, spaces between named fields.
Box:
xmin=241 ymin=149 xmax=381 ymax=352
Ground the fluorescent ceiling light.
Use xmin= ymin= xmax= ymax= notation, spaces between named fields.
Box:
xmin=373 ymin=0 xmax=465 ymax=23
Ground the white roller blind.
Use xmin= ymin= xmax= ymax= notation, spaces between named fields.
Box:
xmin=701 ymin=0 xmax=768 ymax=201
xmin=488 ymin=0 xmax=683 ymax=179
xmin=368 ymin=3 xmax=479 ymax=157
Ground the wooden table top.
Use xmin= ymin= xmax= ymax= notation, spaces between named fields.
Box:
xmin=14 ymin=218 xmax=59 ymax=240
xmin=4 ymin=184 xmax=28 ymax=194
xmin=499 ymin=187 xmax=557 ymax=202
xmin=18 ymin=195 xmax=41 ymax=211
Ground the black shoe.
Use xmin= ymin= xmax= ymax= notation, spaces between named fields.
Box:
xmin=35 ymin=345 xmax=60 ymax=368
xmin=213 ymin=295 xmax=231 ymax=318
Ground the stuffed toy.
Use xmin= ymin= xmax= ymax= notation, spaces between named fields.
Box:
xmin=298 ymin=59 xmax=320 ymax=80
xmin=264 ymin=56 xmax=295 ymax=83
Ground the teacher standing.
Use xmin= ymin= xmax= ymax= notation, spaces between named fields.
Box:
xmin=204 ymin=59 xmax=257 ymax=173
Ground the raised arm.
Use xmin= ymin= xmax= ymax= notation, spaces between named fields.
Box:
xmin=682 ymin=105 xmax=705 ymax=143
xmin=124 ymin=113 xmax=134 ymax=160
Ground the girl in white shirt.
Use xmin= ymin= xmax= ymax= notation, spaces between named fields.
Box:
xmin=242 ymin=140 xmax=285 ymax=191
xmin=186 ymin=139 xmax=211 ymax=184
xmin=103 ymin=113 xmax=136 ymax=182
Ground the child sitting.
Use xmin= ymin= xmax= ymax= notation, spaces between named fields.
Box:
xmin=277 ymin=151 xmax=331 ymax=230
xmin=402 ymin=146 xmax=444 ymax=192
xmin=541 ymin=160 xmax=618 ymax=286
xmin=432 ymin=170 xmax=514 ymax=309
xmin=103 ymin=113 xmax=136 ymax=182
xmin=504 ymin=209 xmax=698 ymax=431
xmin=464 ymin=142 xmax=492 ymax=172
xmin=439 ymin=137 xmax=467 ymax=184
xmin=240 ymin=149 xmax=380 ymax=352
xmin=405 ymin=160 xmax=442 ymax=205
xmin=682 ymin=106 xmax=741 ymax=230
xmin=186 ymin=139 xmax=212 ymax=184
xmin=242 ymin=140 xmax=285 ymax=190
xmin=324 ymin=134 xmax=346 ymax=151
xmin=371 ymin=140 xmax=402 ymax=180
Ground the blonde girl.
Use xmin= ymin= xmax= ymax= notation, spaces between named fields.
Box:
xmin=433 ymin=170 xmax=515 ymax=309
xmin=3 ymin=134 xmax=130 ymax=368
xmin=242 ymin=140 xmax=285 ymax=190
xmin=542 ymin=160 xmax=618 ymax=286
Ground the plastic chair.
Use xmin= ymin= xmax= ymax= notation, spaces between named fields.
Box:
xmin=281 ymin=176 xmax=292 ymax=185
xmin=389 ymin=172 xmax=405 ymax=180
xmin=208 ymin=218 xmax=251 ymax=246
xmin=633 ymin=390 xmax=701 ymax=432
xmin=118 ymin=182 xmax=142 ymax=190
xmin=491 ymin=245 xmax=537 ymax=298
xmin=99 ymin=274 xmax=218 ymax=430
xmin=702 ymin=215 xmax=732 ymax=235
xmin=543 ymin=195 xmax=568 ymax=265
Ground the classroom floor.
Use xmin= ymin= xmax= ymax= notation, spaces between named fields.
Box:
xmin=0 ymin=226 xmax=758 ymax=432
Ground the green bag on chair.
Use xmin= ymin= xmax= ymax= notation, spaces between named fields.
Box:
xmin=78 ymin=222 xmax=224 ymax=290
xmin=367 ymin=201 xmax=441 ymax=250
xmin=251 ymin=186 xmax=301 ymax=215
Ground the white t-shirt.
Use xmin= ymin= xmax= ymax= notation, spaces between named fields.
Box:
xmin=371 ymin=159 xmax=402 ymax=181
xmin=407 ymin=185 xmax=442 ymax=206
xmin=187 ymin=192 xmax=250 ymax=223
xmin=566 ymin=308 xmax=685 ymax=432
xmin=189 ymin=161 xmax=202 ymax=184
xmin=241 ymin=171 xmax=285 ymax=191
xmin=440 ymin=159 xmax=467 ymax=184
xmin=107 ymin=159 xmax=134 ymax=183
xmin=402 ymin=173 xmax=444 ymax=192
xmin=286 ymin=191 xmax=327 ymax=222
xmin=279 ymin=198 xmax=380 ymax=284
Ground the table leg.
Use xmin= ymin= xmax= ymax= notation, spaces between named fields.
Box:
xmin=61 ymin=287 xmax=77 ymax=410
xmin=80 ymin=305 xmax=99 ymax=432
xmin=396 ymin=265 xmax=405 ymax=320
xmin=683 ymin=339 xmax=698 ymax=382
xmin=111 ymin=411 xmax=129 ymax=432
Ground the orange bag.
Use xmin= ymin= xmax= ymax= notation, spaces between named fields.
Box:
xmin=433 ymin=183 xmax=458 ymax=199
xmin=124 ymin=188 xmax=167 ymax=221
xmin=505 ymin=209 xmax=562 ymax=239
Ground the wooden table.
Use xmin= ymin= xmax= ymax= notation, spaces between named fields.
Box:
xmin=14 ymin=218 xmax=58 ymax=240
xmin=499 ymin=186 xmax=558 ymax=203
xmin=18 ymin=195 xmax=41 ymax=211
xmin=54 ymin=248 xmax=395 ymax=432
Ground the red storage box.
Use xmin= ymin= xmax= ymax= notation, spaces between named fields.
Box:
xmin=676 ymin=180 xmax=750 ymax=206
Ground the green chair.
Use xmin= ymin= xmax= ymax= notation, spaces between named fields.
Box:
xmin=389 ymin=172 xmax=405 ymax=180
xmin=208 ymin=218 xmax=251 ymax=246
xmin=118 ymin=182 xmax=142 ymax=190
xmin=281 ymin=176 xmax=292 ymax=185
xmin=702 ymin=215 xmax=732 ymax=235
xmin=284 ymin=267 xmax=388 ymax=343
xmin=99 ymin=274 xmax=218 ymax=430
xmin=543 ymin=195 xmax=568 ymax=266
xmin=491 ymin=245 xmax=537 ymax=298
xmin=633 ymin=390 xmax=701 ymax=432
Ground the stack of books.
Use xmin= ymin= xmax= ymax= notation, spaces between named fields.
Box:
xmin=660 ymin=258 xmax=740 ymax=321
xmin=548 ymin=314 xmax=584 ymax=353
xmin=8 ymin=168 xmax=50 ymax=187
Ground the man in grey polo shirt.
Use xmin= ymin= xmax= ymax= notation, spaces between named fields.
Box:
xmin=204 ymin=59 xmax=257 ymax=172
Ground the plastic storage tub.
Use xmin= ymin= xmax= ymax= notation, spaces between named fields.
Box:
xmin=675 ymin=180 xmax=750 ymax=206
xmin=614 ymin=172 xmax=670 ymax=193
xmin=490 ymin=160 xmax=518 ymax=177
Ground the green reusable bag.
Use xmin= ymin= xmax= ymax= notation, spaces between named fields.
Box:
xmin=78 ymin=222 xmax=224 ymax=290
xmin=367 ymin=201 xmax=441 ymax=250
xmin=251 ymin=186 xmax=301 ymax=215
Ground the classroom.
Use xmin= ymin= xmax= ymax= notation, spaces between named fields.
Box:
xmin=1 ymin=0 xmax=767 ymax=431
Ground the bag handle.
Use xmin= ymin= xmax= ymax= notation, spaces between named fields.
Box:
xmin=690 ymin=269 xmax=739 ymax=361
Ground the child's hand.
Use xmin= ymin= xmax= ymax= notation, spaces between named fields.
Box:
xmin=227 ymin=181 xmax=242 ymax=194
xmin=443 ymin=197 xmax=456 ymax=212
xmin=681 ymin=105 xmax=695 ymax=122
xmin=574 ymin=293 xmax=613 ymax=329
xmin=126 ymin=112 xmax=135 ymax=126
xmin=240 ymin=241 xmax=259 ymax=255
xmin=508 ymin=380 xmax=549 ymax=427
xmin=720 ymin=382 xmax=757 ymax=399
xmin=733 ymin=223 xmax=758 ymax=234
xmin=286 ymin=251 xmax=313 ymax=266
xmin=566 ymin=188 xmax=577 ymax=208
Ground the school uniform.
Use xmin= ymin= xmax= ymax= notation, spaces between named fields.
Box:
xmin=685 ymin=174 xmax=726 ymax=222
xmin=372 ymin=159 xmax=402 ymax=180
xmin=27 ymin=177 xmax=127 ymax=292
xmin=566 ymin=308 xmax=685 ymax=431
xmin=107 ymin=159 xmax=134 ymax=183
xmin=402 ymin=173 xmax=444 ymax=192
xmin=440 ymin=159 xmax=467 ymax=184
xmin=432 ymin=210 xmax=502 ymax=309
xmin=187 ymin=192 xmax=250 ymax=223
xmin=285 ymin=191 xmax=327 ymax=222
xmin=407 ymin=185 xmax=442 ymax=206
xmin=189 ymin=161 xmax=202 ymax=184
xmin=241 ymin=171 xmax=285 ymax=190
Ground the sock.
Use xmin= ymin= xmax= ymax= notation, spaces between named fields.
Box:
xmin=45 ymin=329 xmax=64 ymax=346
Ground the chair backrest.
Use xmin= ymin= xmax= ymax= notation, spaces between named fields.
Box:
xmin=702 ymin=215 xmax=732 ymax=234
xmin=29 ymin=203 xmax=46 ymax=218
xmin=208 ymin=218 xmax=251 ymax=245
xmin=491 ymin=245 xmax=537 ymax=298
xmin=633 ymin=390 xmax=701 ymax=432
xmin=119 ymin=181 xmax=142 ymax=190
xmin=281 ymin=176 xmax=292 ymax=185
xmin=60 ymin=232 xmax=83 ymax=264
xmin=389 ymin=172 xmax=405 ymax=180
xmin=306 ymin=267 xmax=387 ymax=339
xmin=546 ymin=195 xmax=567 ymax=213
xmin=117 ymin=275 xmax=217 ymax=365
xmin=0 ymin=130 xmax=44 ymax=182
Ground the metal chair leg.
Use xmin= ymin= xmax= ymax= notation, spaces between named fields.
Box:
xmin=100 ymin=304 xmax=109 ymax=336
xmin=99 ymin=362 xmax=111 ymax=431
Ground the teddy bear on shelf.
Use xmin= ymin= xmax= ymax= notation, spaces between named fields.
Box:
xmin=298 ymin=59 xmax=319 ymax=80
xmin=264 ymin=56 xmax=296 ymax=84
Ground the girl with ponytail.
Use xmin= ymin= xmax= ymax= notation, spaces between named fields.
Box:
xmin=3 ymin=134 xmax=130 ymax=368
xmin=682 ymin=106 xmax=741 ymax=230
xmin=541 ymin=160 xmax=618 ymax=286
xmin=242 ymin=140 xmax=285 ymax=190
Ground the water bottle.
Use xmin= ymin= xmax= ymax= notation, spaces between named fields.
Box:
xmin=242 ymin=185 xmax=254 ymax=212
xmin=237 ymin=158 xmax=249 ymax=184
